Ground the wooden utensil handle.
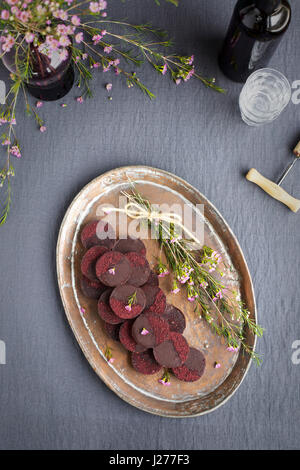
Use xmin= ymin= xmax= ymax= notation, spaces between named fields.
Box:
xmin=246 ymin=168 xmax=300 ymax=213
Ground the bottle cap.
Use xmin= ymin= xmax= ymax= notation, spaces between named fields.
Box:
xmin=256 ymin=0 xmax=281 ymax=15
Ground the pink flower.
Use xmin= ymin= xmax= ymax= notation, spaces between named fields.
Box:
xmin=125 ymin=305 xmax=132 ymax=312
xmin=75 ymin=32 xmax=83 ymax=44
xmin=99 ymin=0 xmax=107 ymax=10
xmin=59 ymin=35 xmax=71 ymax=47
xmin=89 ymin=1 xmax=100 ymax=12
xmin=140 ymin=328 xmax=149 ymax=336
xmin=93 ymin=62 xmax=100 ymax=68
xmin=104 ymin=46 xmax=112 ymax=54
xmin=82 ymin=53 xmax=88 ymax=60
xmin=112 ymin=58 xmax=120 ymax=66
xmin=1 ymin=10 xmax=9 ymax=20
xmin=188 ymin=55 xmax=194 ymax=65
xmin=106 ymin=83 xmax=112 ymax=91
xmin=214 ymin=362 xmax=221 ymax=369
xmin=71 ymin=15 xmax=80 ymax=26
xmin=80 ymin=307 xmax=86 ymax=314
xmin=108 ymin=267 xmax=115 ymax=275
xmin=76 ymin=96 xmax=83 ymax=103
xmin=36 ymin=101 xmax=43 ymax=108
xmin=25 ymin=32 xmax=35 ymax=43
xmin=158 ymin=270 xmax=169 ymax=278
xmin=2 ymin=35 xmax=15 ymax=52
xmin=10 ymin=145 xmax=21 ymax=158
xmin=1 ymin=139 xmax=10 ymax=146
xmin=227 ymin=346 xmax=238 ymax=352
xmin=175 ymin=78 xmax=181 ymax=85
xmin=92 ymin=34 xmax=102 ymax=45
xmin=56 ymin=24 xmax=67 ymax=35
xmin=188 ymin=296 xmax=195 ymax=302
xmin=40 ymin=126 xmax=46 ymax=133
xmin=108 ymin=358 xmax=114 ymax=364
xmin=59 ymin=49 xmax=69 ymax=61
xmin=161 ymin=63 xmax=167 ymax=75
xmin=158 ymin=379 xmax=171 ymax=386
xmin=171 ymin=288 xmax=180 ymax=294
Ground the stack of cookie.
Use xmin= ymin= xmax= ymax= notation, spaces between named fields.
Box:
xmin=80 ymin=220 xmax=206 ymax=382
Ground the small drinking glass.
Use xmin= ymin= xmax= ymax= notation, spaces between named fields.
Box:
xmin=239 ymin=68 xmax=291 ymax=126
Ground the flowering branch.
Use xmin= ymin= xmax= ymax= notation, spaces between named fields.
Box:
xmin=0 ymin=0 xmax=224 ymax=225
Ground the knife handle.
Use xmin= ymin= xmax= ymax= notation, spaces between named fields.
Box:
xmin=246 ymin=168 xmax=300 ymax=213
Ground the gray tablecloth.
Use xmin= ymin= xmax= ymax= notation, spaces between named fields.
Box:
xmin=0 ymin=0 xmax=299 ymax=450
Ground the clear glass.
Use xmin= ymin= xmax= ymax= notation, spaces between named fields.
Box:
xmin=239 ymin=68 xmax=291 ymax=126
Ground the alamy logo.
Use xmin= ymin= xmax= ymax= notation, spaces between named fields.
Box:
xmin=0 ymin=340 xmax=6 ymax=365
xmin=0 ymin=80 xmax=6 ymax=105
xmin=291 ymin=340 xmax=300 ymax=365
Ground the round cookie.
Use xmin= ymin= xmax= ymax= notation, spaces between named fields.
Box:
xmin=81 ymin=245 xmax=108 ymax=281
xmin=125 ymin=252 xmax=150 ymax=287
xmin=143 ymin=270 xmax=159 ymax=287
xmin=81 ymin=220 xmax=116 ymax=250
xmin=162 ymin=304 xmax=186 ymax=334
xmin=132 ymin=312 xmax=170 ymax=349
xmin=131 ymin=350 xmax=162 ymax=375
xmin=98 ymin=289 xmax=124 ymax=324
xmin=110 ymin=285 xmax=146 ymax=319
xmin=119 ymin=320 xmax=147 ymax=353
xmin=172 ymin=347 xmax=206 ymax=382
xmin=103 ymin=322 xmax=121 ymax=342
xmin=114 ymin=238 xmax=146 ymax=256
xmin=95 ymin=251 xmax=131 ymax=287
xmin=142 ymin=285 xmax=166 ymax=314
xmin=153 ymin=332 xmax=189 ymax=368
xmin=80 ymin=275 xmax=106 ymax=299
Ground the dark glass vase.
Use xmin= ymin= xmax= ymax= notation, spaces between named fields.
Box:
xmin=2 ymin=42 xmax=74 ymax=101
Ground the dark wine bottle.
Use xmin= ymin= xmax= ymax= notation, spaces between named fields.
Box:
xmin=218 ymin=0 xmax=291 ymax=83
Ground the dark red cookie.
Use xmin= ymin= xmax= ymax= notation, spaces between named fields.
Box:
xmin=153 ymin=332 xmax=189 ymax=368
xmin=81 ymin=220 xmax=116 ymax=250
xmin=95 ymin=251 xmax=131 ymax=287
xmin=142 ymin=285 xmax=166 ymax=314
xmin=109 ymin=284 xmax=146 ymax=319
xmin=119 ymin=320 xmax=147 ymax=353
xmin=98 ymin=290 xmax=124 ymax=324
xmin=143 ymin=270 xmax=159 ymax=287
xmin=132 ymin=312 xmax=170 ymax=348
xmin=81 ymin=245 xmax=108 ymax=281
xmin=125 ymin=252 xmax=150 ymax=287
xmin=103 ymin=322 xmax=121 ymax=342
xmin=114 ymin=238 xmax=146 ymax=256
xmin=80 ymin=275 xmax=106 ymax=299
xmin=131 ymin=350 xmax=162 ymax=375
xmin=172 ymin=348 xmax=206 ymax=382
xmin=162 ymin=304 xmax=186 ymax=334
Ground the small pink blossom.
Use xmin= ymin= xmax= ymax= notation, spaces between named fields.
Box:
xmin=188 ymin=296 xmax=195 ymax=302
xmin=1 ymin=10 xmax=9 ymax=20
xmin=158 ymin=270 xmax=169 ymax=278
xmin=161 ymin=63 xmax=167 ymax=75
xmin=140 ymin=328 xmax=149 ymax=336
xmin=171 ymin=288 xmax=180 ymax=294
xmin=106 ymin=83 xmax=112 ymax=91
xmin=227 ymin=346 xmax=239 ymax=352
xmin=93 ymin=62 xmax=101 ymax=68
xmin=10 ymin=145 xmax=21 ymax=158
xmin=92 ymin=34 xmax=102 ymax=45
xmin=82 ymin=53 xmax=88 ymax=60
xmin=1 ymin=139 xmax=11 ymax=146
xmin=108 ymin=267 xmax=115 ymax=275
xmin=89 ymin=1 xmax=100 ymax=12
xmin=60 ymin=49 xmax=69 ymax=61
xmin=104 ymin=45 xmax=112 ymax=54
xmin=214 ymin=362 xmax=221 ymax=369
xmin=40 ymin=126 xmax=46 ymax=133
xmin=158 ymin=379 xmax=171 ymax=386
xmin=76 ymin=96 xmax=83 ymax=103
xmin=108 ymin=358 xmax=115 ymax=364
xmin=99 ymin=0 xmax=107 ymax=9
xmin=71 ymin=15 xmax=80 ymax=26
xmin=80 ymin=307 xmax=86 ymax=315
xmin=125 ymin=305 xmax=132 ymax=312
xmin=25 ymin=32 xmax=35 ymax=43
xmin=188 ymin=55 xmax=194 ymax=65
xmin=36 ymin=101 xmax=43 ymax=108
xmin=75 ymin=32 xmax=83 ymax=44
xmin=59 ymin=35 xmax=71 ymax=47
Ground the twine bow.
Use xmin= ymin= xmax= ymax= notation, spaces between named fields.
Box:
xmin=101 ymin=201 xmax=201 ymax=245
